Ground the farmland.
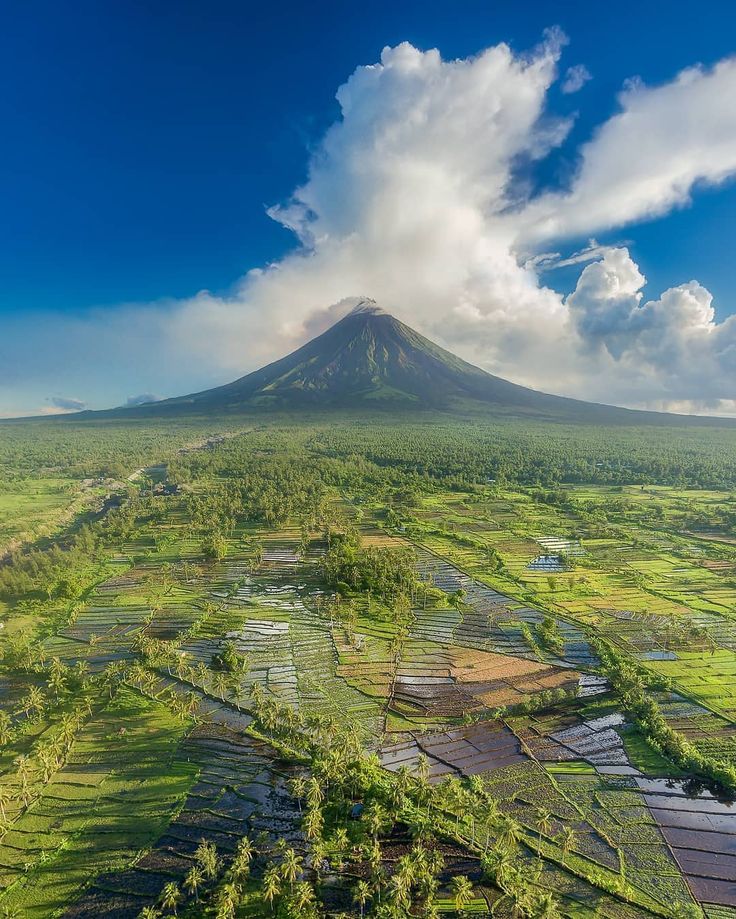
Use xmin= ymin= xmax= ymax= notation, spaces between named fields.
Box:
xmin=0 ymin=415 xmax=735 ymax=917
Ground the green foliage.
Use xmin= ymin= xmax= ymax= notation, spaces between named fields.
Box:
xmin=322 ymin=531 xmax=418 ymax=602
xmin=202 ymin=530 xmax=228 ymax=560
xmin=210 ymin=639 xmax=248 ymax=674
xmin=535 ymin=613 xmax=564 ymax=654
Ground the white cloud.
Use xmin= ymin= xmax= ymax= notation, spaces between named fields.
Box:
xmin=521 ymin=56 xmax=736 ymax=241
xmin=561 ymin=64 xmax=591 ymax=94
xmin=45 ymin=396 xmax=87 ymax=413
xmin=125 ymin=392 xmax=164 ymax=407
xmin=3 ymin=36 xmax=736 ymax=417
xmin=160 ymin=35 xmax=574 ymax=382
xmin=565 ymin=246 xmax=736 ymax=407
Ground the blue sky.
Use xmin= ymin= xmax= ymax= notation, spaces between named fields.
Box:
xmin=2 ymin=0 xmax=736 ymax=415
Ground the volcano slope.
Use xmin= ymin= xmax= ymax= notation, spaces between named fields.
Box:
xmin=94 ymin=299 xmax=732 ymax=427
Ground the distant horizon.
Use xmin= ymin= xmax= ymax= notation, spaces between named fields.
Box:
xmin=2 ymin=0 xmax=736 ymax=417
xmin=5 ymin=300 xmax=736 ymax=425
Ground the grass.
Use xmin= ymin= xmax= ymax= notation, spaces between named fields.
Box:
xmin=0 ymin=477 xmax=103 ymax=554
xmin=0 ymin=688 xmax=197 ymax=918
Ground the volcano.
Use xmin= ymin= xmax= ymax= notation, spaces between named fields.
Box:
xmin=113 ymin=300 xmax=724 ymax=424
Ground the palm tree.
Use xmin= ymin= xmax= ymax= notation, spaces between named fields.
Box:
xmin=304 ymin=804 xmax=323 ymax=841
xmin=354 ymin=879 xmax=371 ymax=918
xmin=480 ymin=803 xmax=500 ymax=852
xmin=215 ymin=882 xmax=241 ymax=919
xmin=536 ymin=893 xmax=563 ymax=919
xmin=280 ymin=847 xmax=302 ymax=889
xmin=26 ymin=686 xmax=46 ymax=719
xmin=535 ymin=808 xmax=553 ymax=853
xmin=195 ymin=838 xmax=219 ymax=879
xmin=493 ymin=882 xmax=534 ymax=919
xmin=183 ymin=866 xmax=203 ymax=902
xmin=213 ymin=672 xmax=228 ymax=702
xmin=0 ymin=711 xmax=12 ymax=746
xmin=558 ymin=826 xmax=577 ymax=866
xmin=449 ymin=588 xmax=466 ymax=610
xmin=497 ymin=815 xmax=521 ymax=853
xmin=481 ymin=848 xmax=513 ymax=887
xmin=160 ymin=882 xmax=181 ymax=915
xmin=13 ymin=754 xmax=32 ymax=805
xmin=263 ymin=865 xmax=281 ymax=911
xmin=231 ymin=836 xmax=254 ymax=880
xmin=389 ymin=869 xmax=412 ymax=912
xmin=37 ymin=746 xmax=57 ymax=784
xmin=450 ymin=875 xmax=474 ymax=913
xmin=307 ymin=775 xmax=324 ymax=808
xmin=290 ymin=775 xmax=307 ymax=812
xmin=129 ymin=662 xmax=147 ymax=688
xmin=138 ymin=907 xmax=160 ymax=919
xmin=0 ymin=787 xmax=11 ymax=822
xmin=48 ymin=657 xmax=68 ymax=699
xmin=289 ymin=880 xmax=316 ymax=914
xmin=365 ymin=802 xmax=390 ymax=842
xmin=230 ymin=673 xmax=245 ymax=709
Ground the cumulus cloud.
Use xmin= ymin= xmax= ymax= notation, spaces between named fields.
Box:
xmin=46 ymin=396 xmax=87 ymax=412
xmin=125 ymin=392 xmax=164 ymax=407
xmin=561 ymin=64 xmax=591 ymax=94
xmin=565 ymin=247 xmax=736 ymax=405
xmin=165 ymin=35 xmax=575 ymax=383
xmin=3 ymin=35 xmax=736 ymax=417
xmin=521 ymin=56 xmax=736 ymax=241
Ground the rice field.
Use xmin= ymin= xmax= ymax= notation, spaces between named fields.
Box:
xmin=1 ymin=458 xmax=735 ymax=916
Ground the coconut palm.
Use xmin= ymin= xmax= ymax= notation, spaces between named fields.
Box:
xmin=160 ymin=882 xmax=181 ymax=915
xmin=263 ymin=865 xmax=282 ymax=911
xmin=450 ymin=875 xmax=474 ymax=913
xmin=481 ymin=848 xmax=513 ymax=887
xmin=0 ymin=787 xmax=11 ymax=823
xmin=0 ymin=712 xmax=12 ymax=746
xmin=13 ymin=754 xmax=32 ymax=805
xmin=215 ymin=882 xmax=241 ymax=919
xmin=37 ymin=746 xmax=57 ymax=784
xmin=48 ymin=657 xmax=68 ymax=699
xmin=304 ymin=804 xmax=323 ymax=841
xmin=183 ymin=866 xmax=203 ymax=902
xmin=493 ymin=882 xmax=534 ymax=919
xmin=497 ymin=815 xmax=521 ymax=853
xmin=306 ymin=775 xmax=324 ymax=808
xmin=364 ymin=802 xmax=390 ymax=841
xmin=468 ymin=774 xmax=485 ymax=796
xmin=195 ymin=838 xmax=219 ymax=879
xmin=138 ymin=907 xmax=160 ymax=919
xmin=280 ymin=847 xmax=302 ymax=889
xmin=289 ymin=775 xmax=307 ymax=812
xmin=231 ymin=836 xmax=254 ymax=880
xmin=25 ymin=686 xmax=46 ymax=719
xmin=535 ymin=808 xmax=554 ymax=853
xmin=289 ymin=880 xmax=317 ymax=914
xmin=557 ymin=826 xmax=577 ymax=866
xmin=213 ymin=672 xmax=228 ymax=701
xmin=536 ymin=893 xmax=563 ymax=919
xmin=389 ymin=870 xmax=412 ymax=912
xmin=332 ymin=826 xmax=349 ymax=866
xmin=354 ymin=879 xmax=371 ymax=918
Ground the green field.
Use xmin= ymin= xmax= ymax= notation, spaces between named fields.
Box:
xmin=0 ymin=414 xmax=734 ymax=918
